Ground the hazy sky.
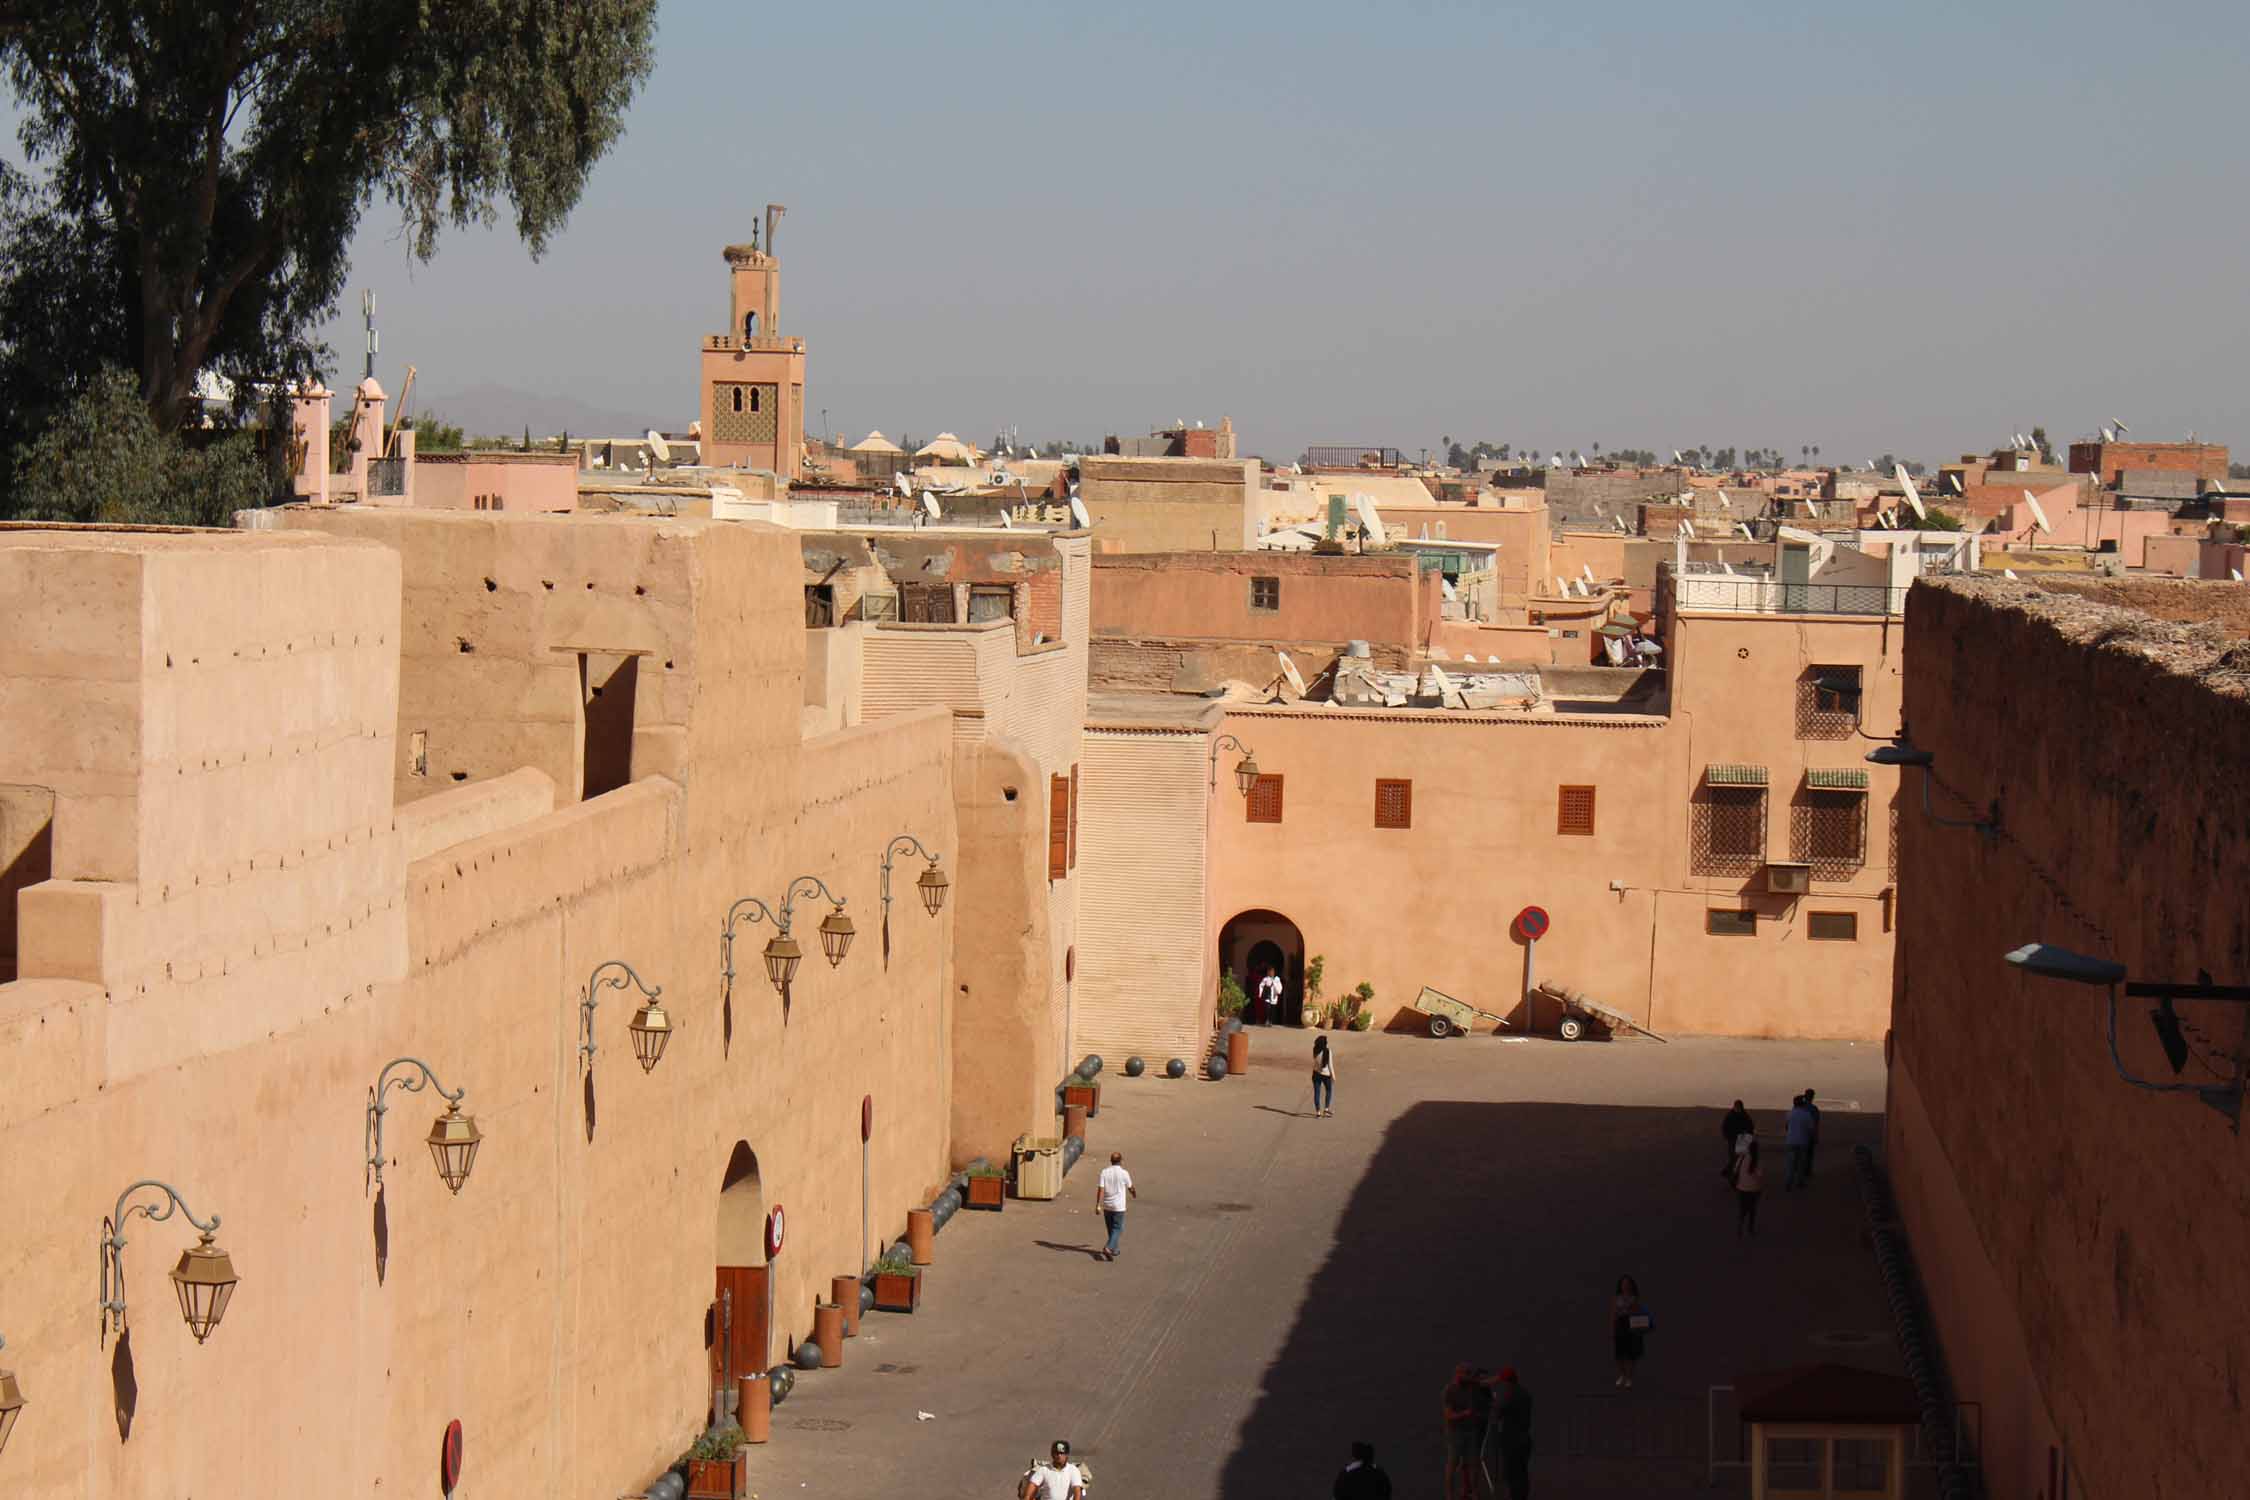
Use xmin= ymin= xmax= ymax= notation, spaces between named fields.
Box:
xmin=14 ymin=1 xmax=2250 ymax=462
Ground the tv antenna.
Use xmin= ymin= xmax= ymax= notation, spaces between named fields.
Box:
xmin=361 ymin=290 xmax=379 ymax=382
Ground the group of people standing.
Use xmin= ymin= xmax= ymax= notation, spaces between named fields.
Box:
xmin=1719 ymin=1089 xmax=1822 ymax=1237
xmin=1439 ymin=1366 xmax=1535 ymax=1500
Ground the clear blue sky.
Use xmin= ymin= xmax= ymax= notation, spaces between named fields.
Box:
xmin=17 ymin=1 xmax=2250 ymax=462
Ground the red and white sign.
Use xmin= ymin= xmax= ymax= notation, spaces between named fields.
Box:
xmin=765 ymin=1205 xmax=786 ymax=1260
xmin=1515 ymin=905 xmax=1551 ymax=941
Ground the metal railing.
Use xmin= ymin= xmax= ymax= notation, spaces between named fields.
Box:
xmin=1673 ymin=577 xmax=1907 ymax=616
xmin=367 ymin=456 xmax=407 ymax=498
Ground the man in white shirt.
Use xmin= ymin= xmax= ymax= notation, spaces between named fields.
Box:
xmin=1257 ymin=969 xmax=1284 ymax=1026
xmin=1096 ymin=1151 xmax=1136 ymax=1262
xmin=1020 ymin=1440 xmax=1085 ymax=1500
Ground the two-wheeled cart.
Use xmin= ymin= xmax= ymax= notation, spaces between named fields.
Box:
xmin=1410 ymin=985 xmax=1511 ymax=1039
xmin=1531 ymin=982 xmax=1668 ymax=1042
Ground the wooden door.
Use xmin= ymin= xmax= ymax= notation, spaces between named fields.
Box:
xmin=713 ymin=1265 xmax=769 ymax=1394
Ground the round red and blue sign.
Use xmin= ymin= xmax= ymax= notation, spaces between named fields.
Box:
xmin=440 ymin=1419 xmax=464 ymax=1495
xmin=1515 ymin=905 xmax=1550 ymax=941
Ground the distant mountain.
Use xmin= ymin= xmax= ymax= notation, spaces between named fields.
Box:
xmin=412 ymin=383 xmax=675 ymax=440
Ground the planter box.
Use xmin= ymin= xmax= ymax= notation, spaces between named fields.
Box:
xmin=1062 ymin=1081 xmax=1100 ymax=1116
xmin=965 ymin=1174 xmax=1006 ymax=1210
xmin=871 ymin=1269 xmax=922 ymax=1313
xmin=685 ymin=1455 xmax=741 ymax=1499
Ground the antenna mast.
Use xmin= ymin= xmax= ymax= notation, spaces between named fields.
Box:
xmin=361 ymin=290 xmax=378 ymax=383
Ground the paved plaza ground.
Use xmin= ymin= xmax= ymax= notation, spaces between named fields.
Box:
xmin=732 ymin=1027 xmax=1901 ymax=1499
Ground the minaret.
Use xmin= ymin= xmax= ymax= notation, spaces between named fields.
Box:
xmin=699 ymin=206 xmax=807 ymax=479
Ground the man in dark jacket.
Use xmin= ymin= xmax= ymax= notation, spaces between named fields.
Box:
xmin=1332 ymin=1440 xmax=1392 ymax=1500
xmin=1800 ymin=1088 xmax=1822 ymax=1179
xmin=1490 ymin=1367 xmax=1534 ymax=1500
xmin=1721 ymin=1099 xmax=1754 ymax=1178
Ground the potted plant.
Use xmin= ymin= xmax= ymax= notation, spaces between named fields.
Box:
xmin=684 ymin=1424 xmax=746 ymax=1499
xmin=1217 ymin=972 xmax=1248 ymax=1025
xmin=1302 ymin=954 xmax=1326 ymax=1028
xmin=871 ymin=1243 xmax=922 ymax=1313
xmin=1348 ymin=982 xmax=1375 ymax=1031
xmin=965 ymin=1163 xmax=1007 ymax=1211
xmin=1062 ymin=1070 xmax=1101 ymax=1115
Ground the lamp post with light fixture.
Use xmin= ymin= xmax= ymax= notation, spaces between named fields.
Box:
xmin=366 ymin=1058 xmax=483 ymax=1195
xmin=100 ymin=1181 xmax=239 ymax=1347
xmin=1865 ymin=726 xmax=2000 ymax=835
xmin=723 ymin=875 xmax=857 ymax=999
xmin=579 ymin=960 xmax=671 ymax=1073
xmin=2003 ymin=942 xmax=2250 ymax=1124
xmin=878 ymin=834 xmax=949 ymax=968
xmin=1209 ymin=734 xmax=1261 ymax=797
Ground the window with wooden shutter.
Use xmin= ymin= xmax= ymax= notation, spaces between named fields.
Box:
xmin=1374 ymin=778 xmax=1412 ymax=829
xmin=1048 ymin=774 xmax=1070 ymax=880
xmin=1558 ymin=785 xmax=1596 ymax=836
xmin=1068 ymin=763 xmax=1080 ymax=870
xmin=1245 ymin=773 xmax=1284 ymax=824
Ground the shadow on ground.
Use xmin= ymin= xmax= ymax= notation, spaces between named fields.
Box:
xmin=1214 ymin=1100 xmax=1890 ymax=1500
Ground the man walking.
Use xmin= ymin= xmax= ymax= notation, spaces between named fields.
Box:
xmin=1095 ymin=1151 xmax=1135 ymax=1261
xmin=1257 ymin=967 xmax=1284 ymax=1026
xmin=1720 ymin=1099 xmax=1754 ymax=1179
xmin=1332 ymin=1439 xmax=1393 ymax=1500
xmin=1784 ymin=1093 xmax=1815 ymax=1191
xmin=1800 ymin=1087 xmax=1822 ymax=1180
xmin=1490 ymin=1367 xmax=1534 ymax=1500
xmin=1019 ymin=1440 xmax=1084 ymax=1500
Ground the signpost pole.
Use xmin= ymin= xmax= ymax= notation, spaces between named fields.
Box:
xmin=860 ymin=1095 xmax=873 ymax=1277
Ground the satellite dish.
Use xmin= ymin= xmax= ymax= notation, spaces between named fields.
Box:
xmin=2022 ymin=489 xmax=2052 ymax=535
xmin=1353 ymin=494 xmax=1384 ymax=543
xmin=1673 ymin=449 xmax=1684 ymax=463
xmin=1068 ymin=493 xmax=1092 ymax=529
xmin=998 ymin=509 xmax=1014 ymax=529
xmin=1879 ymin=508 xmax=1898 ymax=530
xmin=2099 ymin=426 xmax=2114 ymax=442
xmin=2003 ymin=568 xmax=2019 ymax=579
xmin=2231 ymin=568 xmax=2245 ymax=582
xmin=1681 ymin=518 xmax=1697 ymax=538
xmin=2112 ymin=419 xmax=2129 ymax=435
xmin=1574 ymin=578 xmax=1592 ymax=597
xmin=894 ymin=471 xmax=914 ymax=497
xmin=1614 ymin=516 xmax=1629 ymax=533
xmin=646 ymin=429 xmax=671 ymax=463
xmin=1895 ymin=465 xmax=1928 ymax=520
xmin=1738 ymin=522 xmax=1755 ymax=540
xmin=922 ymin=492 xmax=943 ymax=521
xmin=1718 ymin=493 xmax=1732 ymax=510
xmin=1026 ymin=446 xmax=1038 ymax=459
xmin=1720 ymin=561 xmax=1734 ymax=576
xmin=1582 ymin=563 xmax=1596 ymax=583
xmin=1278 ymin=650 xmax=1308 ymax=696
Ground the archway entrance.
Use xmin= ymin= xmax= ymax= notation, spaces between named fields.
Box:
xmin=1218 ymin=909 xmax=1306 ymax=1025
xmin=713 ymin=1142 xmax=769 ymax=1419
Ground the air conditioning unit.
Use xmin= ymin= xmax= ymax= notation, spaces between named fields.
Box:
xmin=1766 ymin=862 xmax=1812 ymax=896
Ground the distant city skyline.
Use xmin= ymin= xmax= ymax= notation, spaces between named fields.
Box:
xmin=8 ymin=0 xmax=2248 ymax=465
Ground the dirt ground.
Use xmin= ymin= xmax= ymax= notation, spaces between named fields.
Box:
xmin=721 ymin=1027 xmax=1899 ymax=1499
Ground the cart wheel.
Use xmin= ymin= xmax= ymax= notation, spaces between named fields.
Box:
xmin=1558 ymin=1017 xmax=1586 ymax=1042
xmin=1428 ymin=1014 xmax=1454 ymax=1039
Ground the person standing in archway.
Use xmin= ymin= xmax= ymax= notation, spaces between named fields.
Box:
xmin=1257 ymin=967 xmax=1284 ymax=1026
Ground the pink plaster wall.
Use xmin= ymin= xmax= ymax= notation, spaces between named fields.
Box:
xmin=413 ymin=452 xmax=580 ymax=513
xmin=1092 ymin=552 xmax=1428 ymax=651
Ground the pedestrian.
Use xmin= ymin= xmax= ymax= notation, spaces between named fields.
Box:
xmin=1720 ymin=1099 xmax=1753 ymax=1178
xmin=1609 ymin=1275 xmax=1647 ymax=1389
xmin=1784 ymin=1093 xmax=1815 ymax=1191
xmin=1489 ymin=1367 xmax=1534 ymax=1500
xmin=1095 ymin=1150 xmax=1135 ymax=1262
xmin=1332 ymin=1440 xmax=1392 ymax=1500
xmin=1312 ymin=1033 xmax=1336 ymax=1117
xmin=1019 ymin=1440 xmax=1085 ymax=1500
xmin=1733 ymin=1140 xmax=1764 ymax=1237
xmin=1800 ymin=1087 xmax=1822 ymax=1180
xmin=1258 ymin=967 xmax=1284 ymax=1026
xmin=1441 ymin=1364 xmax=1484 ymax=1500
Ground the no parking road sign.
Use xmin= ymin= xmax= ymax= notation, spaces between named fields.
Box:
xmin=1515 ymin=905 xmax=1550 ymax=941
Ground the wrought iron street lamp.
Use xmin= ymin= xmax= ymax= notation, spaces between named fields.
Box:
xmin=579 ymin=960 xmax=671 ymax=1073
xmin=100 ymin=1181 xmax=239 ymax=1346
xmin=366 ymin=1058 xmax=482 ymax=1194
xmin=879 ymin=833 xmax=949 ymax=967
xmin=1209 ymin=733 xmax=1260 ymax=797
xmin=2004 ymin=942 xmax=2250 ymax=1124
xmin=723 ymin=875 xmax=857 ymax=998
xmin=0 ymin=1336 xmax=22 ymax=1461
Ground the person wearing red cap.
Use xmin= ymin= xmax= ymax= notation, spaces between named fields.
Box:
xmin=1488 ymin=1367 xmax=1534 ymax=1500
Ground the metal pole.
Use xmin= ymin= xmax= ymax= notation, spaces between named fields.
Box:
xmin=1524 ymin=936 xmax=1538 ymax=1029
xmin=861 ymin=1138 xmax=870 ymax=1276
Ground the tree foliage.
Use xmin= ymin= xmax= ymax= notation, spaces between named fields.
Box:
xmin=9 ymin=366 xmax=268 ymax=524
xmin=0 ymin=0 xmax=658 ymax=511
